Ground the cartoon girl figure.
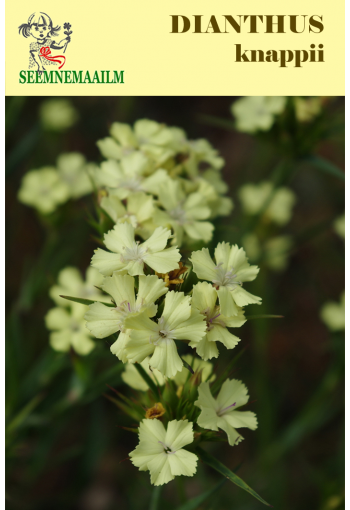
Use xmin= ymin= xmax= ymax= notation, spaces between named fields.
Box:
xmin=18 ymin=12 xmax=71 ymax=72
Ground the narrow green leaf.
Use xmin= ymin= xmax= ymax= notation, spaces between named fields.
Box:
xmin=307 ymin=155 xmax=345 ymax=181
xmin=198 ymin=114 xmax=237 ymax=131
xmin=196 ymin=447 xmax=271 ymax=507
xmin=60 ymin=295 xmax=114 ymax=307
xmin=134 ymin=363 xmax=160 ymax=401
xmin=175 ymin=479 xmax=226 ymax=510
xmin=6 ymin=394 xmax=43 ymax=433
xmin=246 ymin=315 xmax=283 ymax=320
xmin=210 ymin=346 xmax=248 ymax=395
xmin=181 ymin=357 xmax=194 ymax=375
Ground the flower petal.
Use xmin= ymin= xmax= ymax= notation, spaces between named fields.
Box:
xmin=104 ymin=222 xmax=135 ymax=253
xmin=173 ymin=310 xmax=206 ymax=343
xmin=142 ymin=226 xmax=171 ymax=252
xmin=102 ymin=274 xmax=136 ymax=307
xmin=231 ymin=287 xmax=261 ymax=307
xmin=145 ymin=247 xmax=181 ymax=274
xmin=190 ymin=248 xmax=217 ymax=281
xmin=192 ymin=282 xmax=217 ymax=313
xmin=207 ymin=325 xmax=240 ymax=350
xmin=216 ymin=379 xmax=249 ymax=410
xmin=125 ymin=330 xmax=156 ymax=363
xmin=149 ymin=339 xmax=183 ymax=378
xmin=85 ymin=302 xmax=122 ymax=338
xmin=148 ymin=454 xmax=174 ymax=486
xmin=224 ymin=411 xmax=258 ymax=431
xmin=168 ymin=449 xmax=198 ymax=478
xmin=137 ymin=275 xmax=168 ymax=311
xmin=49 ymin=329 xmax=71 ymax=352
xmin=195 ymin=382 xmax=218 ymax=409
xmin=110 ymin=331 xmax=130 ymax=362
xmin=165 ymin=419 xmax=194 ymax=451
xmin=217 ymin=286 xmax=239 ymax=317
xmin=191 ymin=335 xmax=219 ymax=361
xmin=162 ymin=291 xmax=191 ymax=329
xmin=91 ymin=249 xmax=125 ymax=276
xmin=71 ymin=331 xmax=95 ymax=355
xmin=217 ymin=417 xmax=243 ymax=446
xmin=183 ymin=221 xmax=214 ymax=243
xmin=45 ymin=307 xmax=71 ymax=330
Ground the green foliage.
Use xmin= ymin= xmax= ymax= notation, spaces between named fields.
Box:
xmin=196 ymin=448 xmax=271 ymax=506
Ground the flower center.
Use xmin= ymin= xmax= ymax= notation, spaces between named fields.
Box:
xmin=149 ymin=317 xmax=176 ymax=345
xmin=212 ymin=263 xmax=241 ymax=290
xmin=217 ymin=402 xmax=236 ymax=417
xmin=119 ymin=177 xmax=143 ymax=192
xmin=158 ymin=441 xmax=177 ymax=454
xmin=169 ymin=204 xmax=187 ymax=225
xmin=202 ymin=306 xmax=225 ymax=331
xmin=120 ymin=242 xmax=147 ymax=264
xmin=70 ymin=318 xmax=81 ymax=332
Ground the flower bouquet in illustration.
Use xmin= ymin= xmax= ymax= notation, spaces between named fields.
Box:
xmin=63 ymin=22 xmax=72 ymax=53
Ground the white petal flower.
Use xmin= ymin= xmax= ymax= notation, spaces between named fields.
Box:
xmin=190 ymin=243 xmax=261 ymax=316
xmin=190 ymin=282 xmax=246 ymax=360
xmin=40 ymin=99 xmax=78 ymax=131
xmin=294 ymin=97 xmax=322 ymax=123
xmin=49 ymin=266 xmax=108 ymax=307
xmin=320 ymin=292 xmax=345 ymax=331
xmin=18 ymin=168 xmax=70 ymax=214
xmin=130 ymin=419 xmax=198 ymax=486
xmin=84 ymin=274 xmax=168 ymax=362
xmin=93 ymin=152 xmax=170 ymax=200
xmin=91 ymin=223 xmax=181 ymax=277
xmin=124 ymin=291 xmax=206 ymax=377
xmin=100 ymin=191 xmax=156 ymax=239
xmin=154 ymin=180 xmax=214 ymax=246
xmin=238 ymin=181 xmax=296 ymax=226
xmin=231 ymin=96 xmax=286 ymax=133
xmin=45 ymin=304 xmax=95 ymax=356
xmin=56 ymin=152 xmax=95 ymax=199
xmin=195 ymin=380 xmax=258 ymax=446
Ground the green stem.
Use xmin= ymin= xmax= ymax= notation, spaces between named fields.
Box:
xmin=149 ymin=485 xmax=162 ymax=510
xmin=176 ymin=476 xmax=187 ymax=504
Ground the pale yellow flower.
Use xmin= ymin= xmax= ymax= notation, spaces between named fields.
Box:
xmin=39 ymin=99 xmax=79 ymax=131
xmin=320 ymin=292 xmax=345 ymax=331
xmin=18 ymin=168 xmax=69 ymax=214
xmin=231 ymin=96 xmax=286 ymax=133
xmin=239 ymin=181 xmax=296 ymax=226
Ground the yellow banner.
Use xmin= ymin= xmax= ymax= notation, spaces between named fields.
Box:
xmin=6 ymin=0 xmax=345 ymax=95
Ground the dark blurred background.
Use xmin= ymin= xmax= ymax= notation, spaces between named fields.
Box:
xmin=5 ymin=97 xmax=345 ymax=510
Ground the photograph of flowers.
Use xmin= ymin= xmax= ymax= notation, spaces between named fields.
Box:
xmin=5 ymin=96 xmax=344 ymax=510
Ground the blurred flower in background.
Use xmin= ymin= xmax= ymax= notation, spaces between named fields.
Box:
xmin=39 ymin=98 xmax=79 ymax=131
xmin=294 ymin=97 xmax=322 ymax=123
xmin=231 ymin=96 xmax=287 ymax=133
xmin=238 ymin=181 xmax=296 ymax=226
xmin=17 ymin=167 xmax=70 ymax=214
xmin=320 ymin=292 xmax=345 ymax=332
xmin=17 ymin=152 xmax=95 ymax=214
xmin=334 ymin=213 xmax=345 ymax=239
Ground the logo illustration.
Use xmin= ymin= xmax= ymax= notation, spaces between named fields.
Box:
xmin=18 ymin=12 xmax=72 ymax=71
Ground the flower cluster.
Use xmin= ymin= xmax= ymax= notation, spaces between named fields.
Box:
xmin=238 ymin=181 xmax=297 ymax=273
xmin=18 ymin=118 xmax=233 ymax=246
xmin=18 ymin=152 xmax=96 ymax=214
xmin=114 ymin=353 xmax=257 ymax=486
xmin=40 ymin=118 xmax=262 ymax=490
